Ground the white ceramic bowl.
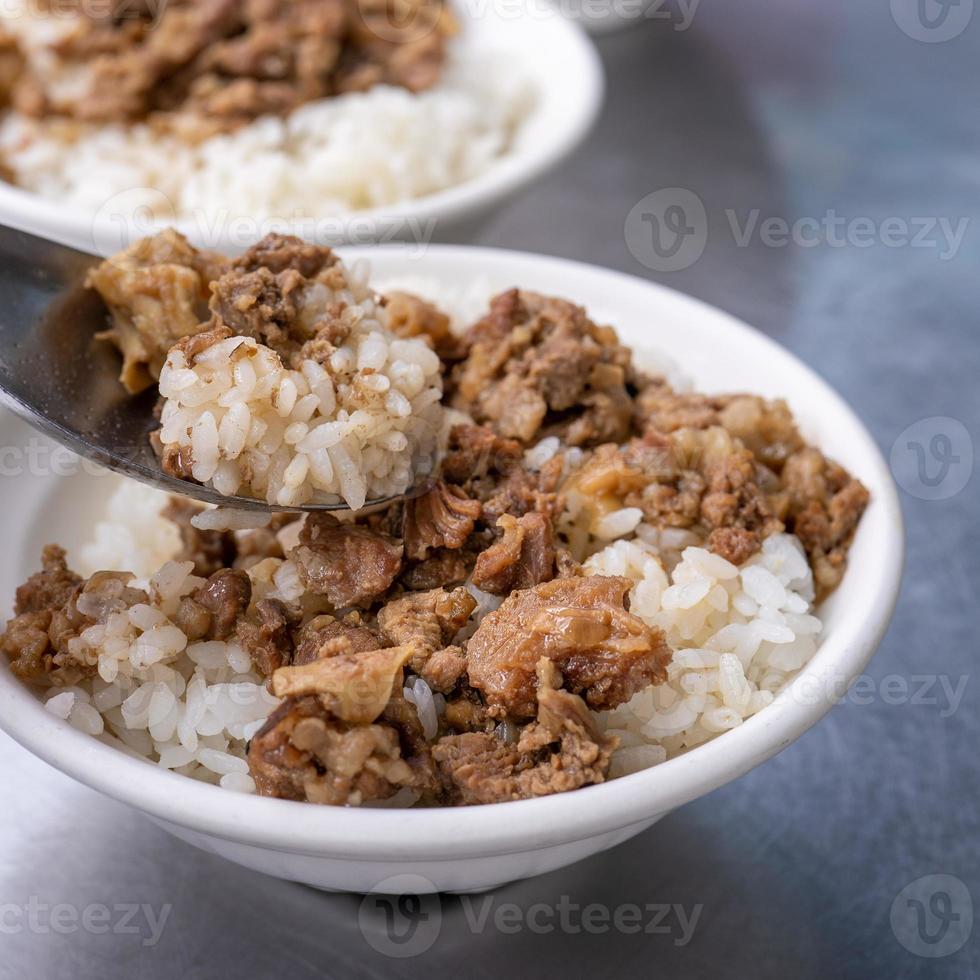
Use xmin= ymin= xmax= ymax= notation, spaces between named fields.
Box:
xmin=0 ymin=246 xmax=903 ymax=894
xmin=0 ymin=0 xmax=602 ymax=254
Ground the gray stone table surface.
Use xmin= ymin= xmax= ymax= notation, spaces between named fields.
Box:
xmin=1 ymin=1 xmax=978 ymax=977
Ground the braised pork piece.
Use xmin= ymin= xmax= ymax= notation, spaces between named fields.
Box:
xmin=2 ymin=0 xmax=454 ymax=136
xmin=2 ymin=241 xmax=869 ymax=806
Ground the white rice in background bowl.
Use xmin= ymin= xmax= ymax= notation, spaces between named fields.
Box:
xmin=0 ymin=5 xmax=533 ymax=223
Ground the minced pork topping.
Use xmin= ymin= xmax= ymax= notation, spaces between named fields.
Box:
xmin=0 ymin=232 xmax=869 ymax=806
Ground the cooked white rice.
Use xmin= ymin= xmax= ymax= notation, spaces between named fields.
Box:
xmin=65 ymin=481 xmax=824 ymax=794
xmin=0 ymin=5 xmax=532 ymax=223
xmin=47 ymin=546 xmax=278 ymax=791
xmin=584 ymin=529 xmax=821 ymax=777
xmin=157 ymin=259 xmax=444 ymax=510
xmin=78 ymin=480 xmax=181 ymax=578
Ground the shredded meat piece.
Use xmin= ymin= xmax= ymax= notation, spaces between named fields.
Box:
xmin=562 ymin=373 xmax=634 ymax=448
xmin=13 ymin=545 xmax=81 ymax=615
xmin=441 ymin=424 xmax=524 ymax=490
xmin=2 ymin=546 xmax=87 ymax=681
xmin=633 ymin=382 xmax=722 ymax=435
xmin=172 ymin=595 xmax=212 ymax=642
xmin=466 ymin=575 xmax=671 ymax=719
xmin=441 ymin=423 xmax=564 ymax=525
xmin=441 ymin=424 xmax=564 ymax=527
xmin=232 ymin=234 xmax=340 ymax=279
xmin=272 ymin=645 xmax=415 ymax=723
xmin=1 ymin=610 xmax=61 ymax=683
xmin=208 ymin=267 xmax=307 ymax=358
xmin=419 ymin=644 xmax=466 ymax=694
xmin=206 ymin=235 xmax=347 ymax=366
xmin=292 ymin=613 xmax=380 ymax=665
xmin=432 ymin=731 xmax=522 ymax=805
xmin=513 ymin=659 xmax=618 ymax=796
xmin=290 ymin=513 xmax=402 ymax=608
xmin=442 ymin=690 xmax=492 ymax=734
xmin=86 ymin=230 xmax=219 ymax=392
xmin=15 ymin=0 xmax=454 ymax=135
xmin=377 ymin=587 xmax=476 ymax=654
xmin=483 ymin=455 xmax=565 ymax=527
xmin=706 ymin=527 xmax=761 ymax=567
xmin=622 ymin=434 xmax=706 ymax=527
xmin=451 ymin=290 xmax=635 ymax=446
xmin=471 ymin=513 xmax=556 ymax=594
xmin=159 ymin=443 xmax=196 ymax=481
xmin=402 ymin=480 xmax=480 ymax=560
xmin=433 ymin=659 xmax=617 ymax=804
xmin=695 ymin=445 xmax=783 ymax=563
xmin=236 ymin=598 xmax=296 ymax=676
xmin=635 ymin=381 xmax=804 ymax=473
xmin=716 ymin=395 xmax=804 ymax=473
xmin=384 ymin=291 xmax=460 ymax=362
xmin=248 ymin=693 xmax=433 ymax=805
xmin=191 ymin=568 xmax=251 ymax=640
xmin=399 ymin=548 xmax=471 ymax=591
xmin=1 ymin=548 xmax=146 ymax=684
xmin=377 ymin=586 xmax=475 ymax=688
xmin=380 ymin=693 xmax=439 ymax=791
xmin=162 ymin=498 xmax=237 ymax=577
xmin=781 ymin=448 xmax=870 ymax=595
xmin=568 ymin=430 xmax=784 ymax=567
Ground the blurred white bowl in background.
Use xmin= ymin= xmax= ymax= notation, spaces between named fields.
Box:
xmin=0 ymin=0 xmax=603 ymax=254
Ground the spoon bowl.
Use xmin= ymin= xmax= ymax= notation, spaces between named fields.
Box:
xmin=0 ymin=224 xmax=418 ymax=513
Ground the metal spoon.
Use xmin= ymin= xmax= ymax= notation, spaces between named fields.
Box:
xmin=0 ymin=224 xmax=411 ymax=513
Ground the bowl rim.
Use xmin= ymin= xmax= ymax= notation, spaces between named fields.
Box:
xmin=0 ymin=0 xmax=604 ymax=254
xmin=0 ymin=244 xmax=905 ymax=861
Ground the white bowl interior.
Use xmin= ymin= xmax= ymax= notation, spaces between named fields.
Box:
xmin=0 ymin=0 xmax=603 ymax=254
xmin=0 ymin=245 xmax=903 ymax=882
